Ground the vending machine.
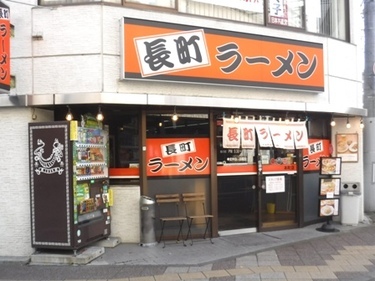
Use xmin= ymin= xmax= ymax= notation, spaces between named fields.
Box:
xmin=29 ymin=120 xmax=111 ymax=251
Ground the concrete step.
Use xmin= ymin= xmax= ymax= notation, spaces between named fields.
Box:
xmin=94 ymin=236 xmax=121 ymax=248
xmin=30 ymin=246 xmax=105 ymax=265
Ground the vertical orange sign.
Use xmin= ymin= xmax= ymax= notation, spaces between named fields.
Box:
xmin=302 ymin=139 xmax=331 ymax=171
xmin=0 ymin=2 xmax=10 ymax=92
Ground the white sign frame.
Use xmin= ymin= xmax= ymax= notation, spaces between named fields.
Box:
xmin=266 ymin=175 xmax=285 ymax=194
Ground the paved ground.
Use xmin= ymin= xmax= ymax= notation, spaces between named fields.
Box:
xmin=2 ymin=218 xmax=375 ymax=280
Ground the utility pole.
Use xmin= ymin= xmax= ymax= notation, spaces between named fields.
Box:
xmin=363 ymin=0 xmax=375 ymax=211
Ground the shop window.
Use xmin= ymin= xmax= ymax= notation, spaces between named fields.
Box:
xmin=126 ymin=0 xmax=175 ymax=8
xmin=216 ymin=118 xmax=296 ymax=166
xmin=184 ymin=0 xmax=265 ymax=25
xmin=267 ymin=0 xmax=304 ymax=28
xmin=147 ymin=113 xmax=209 ymax=137
xmin=305 ymin=0 xmax=349 ymax=41
xmin=112 ymin=116 xmax=139 ymax=168
xmin=37 ymin=0 xmax=349 ymax=42
xmin=307 ymin=117 xmax=330 ymax=138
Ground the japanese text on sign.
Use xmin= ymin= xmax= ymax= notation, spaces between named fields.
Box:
xmin=302 ymin=139 xmax=330 ymax=171
xmin=134 ymin=30 xmax=210 ymax=77
xmin=266 ymin=175 xmax=285 ymax=193
xmin=123 ymin=18 xmax=324 ymax=92
xmin=135 ymin=29 xmax=318 ymax=82
xmin=146 ymin=138 xmax=210 ymax=176
xmin=222 ymin=118 xmax=309 ymax=149
xmin=0 ymin=6 xmax=10 ymax=91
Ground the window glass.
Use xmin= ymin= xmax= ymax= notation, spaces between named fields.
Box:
xmin=305 ymin=0 xmax=348 ymax=41
xmin=147 ymin=113 xmax=209 ymax=137
xmin=268 ymin=0 xmax=304 ymax=28
xmin=185 ymin=0 xmax=264 ymax=25
xmin=126 ymin=0 xmax=175 ymax=8
xmin=112 ymin=116 xmax=139 ymax=168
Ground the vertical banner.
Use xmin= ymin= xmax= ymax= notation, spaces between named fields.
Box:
xmin=0 ymin=1 xmax=10 ymax=92
xmin=222 ymin=118 xmax=309 ymax=149
xmin=292 ymin=121 xmax=309 ymax=149
xmin=302 ymin=139 xmax=331 ymax=171
xmin=223 ymin=118 xmax=240 ymax=148
xmin=255 ymin=124 xmax=273 ymax=147
xmin=240 ymin=122 xmax=256 ymax=149
xmin=269 ymin=124 xmax=294 ymax=149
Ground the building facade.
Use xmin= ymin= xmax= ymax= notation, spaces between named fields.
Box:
xmin=0 ymin=0 xmax=366 ymax=258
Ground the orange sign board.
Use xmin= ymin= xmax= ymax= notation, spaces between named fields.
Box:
xmin=146 ymin=138 xmax=210 ymax=177
xmin=217 ymin=164 xmax=296 ymax=174
xmin=122 ymin=18 xmax=324 ymax=92
xmin=0 ymin=3 xmax=10 ymax=92
xmin=302 ymin=139 xmax=331 ymax=171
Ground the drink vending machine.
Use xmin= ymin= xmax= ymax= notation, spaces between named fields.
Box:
xmin=29 ymin=120 xmax=111 ymax=251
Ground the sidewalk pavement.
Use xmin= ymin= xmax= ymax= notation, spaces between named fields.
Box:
xmin=2 ymin=218 xmax=375 ymax=281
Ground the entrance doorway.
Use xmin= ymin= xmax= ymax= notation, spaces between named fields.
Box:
xmin=258 ymin=174 xmax=298 ymax=231
xmin=218 ymin=173 xmax=298 ymax=233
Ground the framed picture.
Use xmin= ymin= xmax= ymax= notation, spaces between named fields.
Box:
xmin=320 ymin=157 xmax=342 ymax=175
xmin=319 ymin=198 xmax=339 ymax=217
xmin=336 ymin=133 xmax=358 ymax=162
xmin=319 ymin=178 xmax=341 ymax=197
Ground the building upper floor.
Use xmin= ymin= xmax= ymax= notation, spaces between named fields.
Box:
xmin=36 ymin=0 xmax=352 ymax=43
xmin=0 ymin=0 xmax=366 ymax=118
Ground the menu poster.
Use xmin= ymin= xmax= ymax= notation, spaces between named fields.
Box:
xmin=320 ymin=157 xmax=342 ymax=175
xmin=265 ymin=175 xmax=285 ymax=194
xmin=336 ymin=133 xmax=358 ymax=162
xmin=319 ymin=199 xmax=339 ymax=217
xmin=319 ymin=178 xmax=341 ymax=197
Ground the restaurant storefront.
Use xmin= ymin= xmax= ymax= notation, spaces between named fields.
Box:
xmin=48 ymin=14 xmax=342 ymax=239
xmin=53 ymin=105 xmax=332 ymax=239
xmin=109 ymin=15 xmax=331 ymax=236
xmin=0 ymin=1 xmax=365 ymax=257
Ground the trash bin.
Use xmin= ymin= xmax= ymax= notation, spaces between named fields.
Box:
xmin=340 ymin=182 xmax=361 ymax=226
xmin=266 ymin=203 xmax=275 ymax=214
xmin=140 ymin=195 xmax=157 ymax=247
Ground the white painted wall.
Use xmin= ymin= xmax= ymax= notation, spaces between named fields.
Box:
xmin=110 ymin=186 xmax=141 ymax=243
xmin=331 ymin=117 xmax=364 ymax=223
xmin=0 ymin=108 xmax=53 ymax=257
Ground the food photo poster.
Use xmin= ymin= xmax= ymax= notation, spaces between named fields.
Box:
xmin=336 ymin=133 xmax=358 ymax=162
xmin=320 ymin=178 xmax=341 ymax=197
xmin=320 ymin=157 xmax=342 ymax=175
xmin=319 ymin=199 xmax=339 ymax=217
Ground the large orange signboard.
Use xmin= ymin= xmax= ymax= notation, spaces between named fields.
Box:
xmin=146 ymin=138 xmax=210 ymax=177
xmin=122 ymin=18 xmax=324 ymax=92
xmin=0 ymin=2 xmax=10 ymax=92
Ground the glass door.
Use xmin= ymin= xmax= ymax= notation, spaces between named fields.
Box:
xmin=258 ymin=173 xmax=298 ymax=231
xmin=216 ymin=119 xmax=299 ymax=233
xmin=218 ymin=175 xmax=258 ymax=232
xmin=257 ymin=147 xmax=298 ymax=231
xmin=217 ymin=147 xmax=299 ymax=233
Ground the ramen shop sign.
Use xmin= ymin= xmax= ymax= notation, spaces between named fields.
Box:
xmin=146 ymin=138 xmax=210 ymax=176
xmin=223 ymin=118 xmax=309 ymax=149
xmin=0 ymin=2 xmax=9 ymax=92
xmin=122 ymin=18 xmax=324 ymax=92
